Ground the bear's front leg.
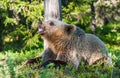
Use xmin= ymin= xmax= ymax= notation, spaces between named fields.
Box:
xmin=56 ymin=53 xmax=67 ymax=62
xmin=31 ymin=53 xmax=67 ymax=69
xmin=22 ymin=48 xmax=56 ymax=66
xmin=22 ymin=56 xmax=42 ymax=66
xmin=56 ymin=52 xmax=81 ymax=70
xmin=31 ymin=60 xmax=67 ymax=69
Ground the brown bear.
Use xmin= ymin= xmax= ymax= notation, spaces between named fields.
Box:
xmin=23 ymin=19 xmax=112 ymax=70
xmin=37 ymin=19 xmax=112 ymax=69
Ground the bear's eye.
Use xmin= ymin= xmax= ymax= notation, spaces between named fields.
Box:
xmin=49 ymin=21 xmax=54 ymax=26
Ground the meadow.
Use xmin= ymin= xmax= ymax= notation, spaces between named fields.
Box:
xmin=0 ymin=48 xmax=120 ymax=78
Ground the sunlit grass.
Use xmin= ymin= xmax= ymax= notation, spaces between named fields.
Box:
xmin=0 ymin=49 xmax=119 ymax=78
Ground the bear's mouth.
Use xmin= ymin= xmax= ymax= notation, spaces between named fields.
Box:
xmin=38 ymin=28 xmax=45 ymax=35
xmin=38 ymin=22 xmax=45 ymax=35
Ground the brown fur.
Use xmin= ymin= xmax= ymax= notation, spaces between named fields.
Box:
xmin=37 ymin=19 xmax=112 ymax=69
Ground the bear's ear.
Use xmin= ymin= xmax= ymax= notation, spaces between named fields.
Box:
xmin=65 ymin=24 xmax=75 ymax=34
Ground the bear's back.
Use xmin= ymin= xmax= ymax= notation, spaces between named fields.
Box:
xmin=86 ymin=34 xmax=107 ymax=52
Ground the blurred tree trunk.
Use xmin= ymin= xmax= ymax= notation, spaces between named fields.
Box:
xmin=90 ymin=0 xmax=96 ymax=34
xmin=44 ymin=0 xmax=62 ymax=54
xmin=44 ymin=0 xmax=62 ymax=21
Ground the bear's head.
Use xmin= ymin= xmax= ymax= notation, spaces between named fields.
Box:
xmin=38 ymin=20 xmax=76 ymax=40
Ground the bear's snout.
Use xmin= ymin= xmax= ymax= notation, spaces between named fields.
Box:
xmin=38 ymin=21 xmax=42 ymax=28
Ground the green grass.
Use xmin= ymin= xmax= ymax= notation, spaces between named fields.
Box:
xmin=0 ymin=49 xmax=120 ymax=78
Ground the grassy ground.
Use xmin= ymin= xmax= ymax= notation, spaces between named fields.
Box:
xmin=0 ymin=49 xmax=120 ymax=78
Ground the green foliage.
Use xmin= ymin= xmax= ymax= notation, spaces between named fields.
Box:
xmin=96 ymin=22 xmax=120 ymax=49
xmin=0 ymin=49 xmax=119 ymax=78
xmin=62 ymin=1 xmax=91 ymax=26
xmin=0 ymin=0 xmax=44 ymax=50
